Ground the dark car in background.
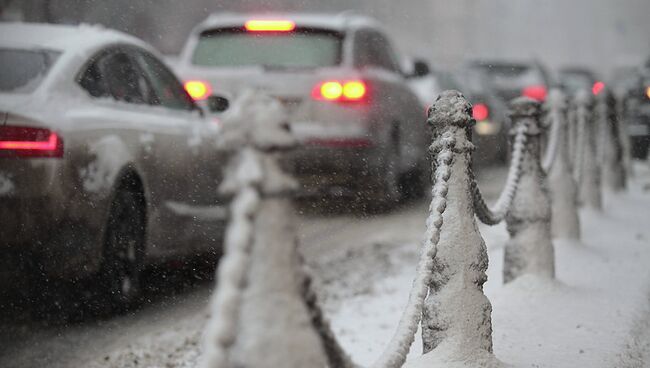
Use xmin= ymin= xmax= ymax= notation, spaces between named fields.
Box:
xmin=557 ymin=66 xmax=602 ymax=96
xmin=176 ymin=13 xmax=430 ymax=206
xmin=464 ymin=59 xmax=553 ymax=103
xmin=623 ymin=63 xmax=650 ymax=159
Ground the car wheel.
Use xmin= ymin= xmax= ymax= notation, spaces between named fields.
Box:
xmin=364 ymin=135 xmax=402 ymax=212
xmin=100 ymin=187 xmax=146 ymax=312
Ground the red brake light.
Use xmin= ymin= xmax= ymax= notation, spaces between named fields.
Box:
xmin=522 ymin=85 xmax=547 ymax=102
xmin=472 ymin=103 xmax=489 ymax=121
xmin=184 ymin=80 xmax=211 ymax=101
xmin=312 ymin=80 xmax=367 ymax=102
xmin=592 ymin=81 xmax=605 ymax=95
xmin=245 ymin=20 xmax=296 ymax=32
xmin=0 ymin=126 xmax=64 ymax=158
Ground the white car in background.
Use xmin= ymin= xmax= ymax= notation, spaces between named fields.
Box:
xmin=0 ymin=22 xmax=228 ymax=316
xmin=176 ymin=13 xmax=431 ymax=208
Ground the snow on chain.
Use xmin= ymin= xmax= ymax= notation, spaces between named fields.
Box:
xmin=472 ymin=124 xmax=528 ymax=225
xmin=542 ymin=108 xmax=562 ymax=173
xmin=371 ymin=132 xmax=454 ymax=368
xmin=202 ymin=186 xmax=261 ymax=368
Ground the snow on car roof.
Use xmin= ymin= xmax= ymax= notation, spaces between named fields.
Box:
xmin=194 ymin=12 xmax=381 ymax=33
xmin=0 ymin=22 xmax=149 ymax=53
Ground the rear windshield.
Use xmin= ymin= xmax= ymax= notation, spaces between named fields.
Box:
xmin=192 ymin=28 xmax=342 ymax=68
xmin=470 ymin=63 xmax=545 ymax=91
xmin=0 ymin=48 xmax=60 ymax=93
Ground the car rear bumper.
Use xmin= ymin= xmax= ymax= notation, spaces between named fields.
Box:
xmin=282 ymin=141 xmax=384 ymax=197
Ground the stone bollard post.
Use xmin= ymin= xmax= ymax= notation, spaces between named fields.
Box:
xmin=576 ymin=90 xmax=603 ymax=209
xmin=203 ymin=92 xmax=350 ymax=368
xmin=614 ymin=88 xmax=634 ymax=178
xmin=414 ymin=91 xmax=496 ymax=366
xmin=598 ymin=89 xmax=626 ymax=191
xmin=503 ymin=97 xmax=555 ymax=284
xmin=546 ymin=89 xmax=581 ymax=240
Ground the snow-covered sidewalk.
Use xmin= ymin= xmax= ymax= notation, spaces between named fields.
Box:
xmin=331 ymin=164 xmax=650 ymax=368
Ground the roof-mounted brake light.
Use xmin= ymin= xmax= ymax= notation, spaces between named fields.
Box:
xmin=244 ymin=20 xmax=296 ymax=32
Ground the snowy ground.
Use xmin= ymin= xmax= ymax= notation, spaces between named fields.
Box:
xmin=1 ymin=164 xmax=649 ymax=367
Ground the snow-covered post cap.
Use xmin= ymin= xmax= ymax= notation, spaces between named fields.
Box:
xmin=218 ymin=90 xmax=298 ymax=197
xmin=217 ymin=90 xmax=297 ymax=151
xmin=575 ymin=89 xmax=594 ymax=110
xmin=427 ymin=90 xmax=474 ymax=128
xmin=427 ymin=90 xmax=475 ymax=153
xmin=509 ymin=96 xmax=542 ymax=133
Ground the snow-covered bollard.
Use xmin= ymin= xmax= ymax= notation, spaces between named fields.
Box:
xmin=409 ymin=91 xmax=497 ymax=367
xmin=503 ymin=97 xmax=555 ymax=283
xmin=545 ymin=89 xmax=581 ymax=240
xmin=598 ymin=89 xmax=626 ymax=191
xmin=614 ymin=88 xmax=634 ymax=178
xmin=576 ymin=90 xmax=603 ymax=209
xmin=202 ymin=92 xmax=350 ymax=368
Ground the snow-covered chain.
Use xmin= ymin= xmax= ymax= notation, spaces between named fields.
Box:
xmin=372 ymin=132 xmax=454 ymax=368
xmin=471 ymin=123 xmax=528 ymax=225
xmin=541 ymin=99 xmax=562 ymax=173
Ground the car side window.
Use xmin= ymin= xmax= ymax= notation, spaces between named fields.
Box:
xmin=353 ymin=29 xmax=400 ymax=73
xmin=133 ymin=50 xmax=196 ymax=112
xmin=98 ymin=50 xmax=152 ymax=105
xmin=78 ymin=57 xmax=110 ymax=98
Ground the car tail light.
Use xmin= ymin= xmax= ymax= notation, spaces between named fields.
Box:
xmin=472 ymin=103 xmax=489 ymax=121
xmin=245 ymin=20 xmax=296 ymax=32
xmin=592 ymin=81 xmax=605 ymax=95
xmin=0 ymin=125 xmax=64 ymax=158
xmin=312 ymin=80 xmax=368 ymax=102
xmin=184 ymin=80 xmax=212 ymax=101
xmin=522 ymin=85 xmax=547 ymax=102
xmin=646 ymin=86 xmax=650 ymax=100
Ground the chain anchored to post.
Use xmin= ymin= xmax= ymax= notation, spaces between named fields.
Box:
xmin=401 ymin=90 xmax=496 ymax=368
xmin=503 ymin=97 xmax=555 ymax=283
xmin=203 ymin=92 xmax=352 ymax=368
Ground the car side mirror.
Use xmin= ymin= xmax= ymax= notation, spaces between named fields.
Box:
xmin=410 ymin=59 xmax=431 ymax=78
xmin=207 ymin=95 xmax=230 ymax=113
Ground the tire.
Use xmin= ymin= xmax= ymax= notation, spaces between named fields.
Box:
xmin=99 ymin=187 xmax=146 ymax=313
xmin=363 ymin=134 xmax=402 ymax=213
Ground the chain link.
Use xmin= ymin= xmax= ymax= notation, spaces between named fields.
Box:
xmin=471 ymin=124 xmax=528 ymax=225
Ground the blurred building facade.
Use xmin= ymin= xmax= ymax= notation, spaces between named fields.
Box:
xmin=1 ymin=0 xmax=649 ymax=75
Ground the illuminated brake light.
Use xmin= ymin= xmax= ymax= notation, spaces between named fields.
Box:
xmin=320 ymin=81 xmax=343 ymax=100
xmin=592 ymin=81 xmax=605 ymax=95
xmin=342 ymin=81 xmax=366 ymax=100
xmin=472 ymin=103 xmax=489 ymax=121
xmin=645 ymin=86 xmax=650 ymax=100
xmin=0 ymin=126 xmax=64 ymax=158
xmin=245 ymin=20 xmax=296 ymax=32
xmin=522 ymin=85 xmax=547 ymax=102
xmin=184 ymin=80 xmax=211 ymax=101
xmin=312 ymin=80 xmax=367 ymax=102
